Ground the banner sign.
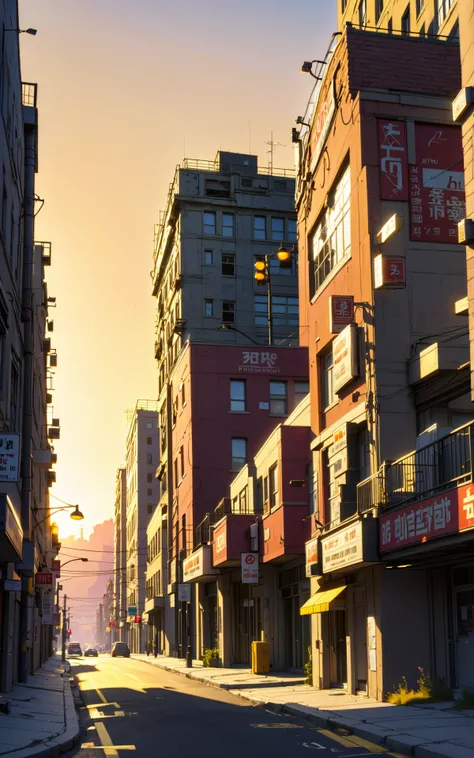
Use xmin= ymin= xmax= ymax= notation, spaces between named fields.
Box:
xmin=378 ymin=120 xmax=409 ymax=201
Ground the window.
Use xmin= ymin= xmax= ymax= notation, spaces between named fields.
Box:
xmin=254 ymin=254 xmax=292 ymax=277
xmin=230 ymin=379 xmax=246 ymax=412
xmin=270 ymin=381 xmax=287 ymax=415
xmin=147 ymin=454 xmax=153 ymax=464
xmin=322 ymin=349 xmax=336 ymax=409
xmin=341 ymin=0 xmax=348 ymax=10
xmin=310 ymin=164 xmax=351 ymax=296
xmin=147 ymin=488 xmax=153 ymax=496
xmin=203 ymin=211 xmax=216 ymax=235
xmin=222 ymin=253 xmax=235 ymax=277
xmin=254 ymin=295 xmax=298 ymax=327
xmin=147 ymin=437 xmax=152 ymax=445
xmin=401 ymin=6 xmax=410 ymax=34
xmin=387 ymin=17 xmax=393 ymax=32
xmin=147 ymin=473 xmax=153 ymax=483
xmin=375 ymin=0 xmax=383 ymax=22
xmin=204 ymin=249 xmax=213 ymax=265
xmin=231 ymin=438 xmax=247 ymax=470
xmin=288 ymin=219 xmax=297 ymax=243
xmin=358 ymin=0 xmax=367 ymax=26
xmin=325 ymin=451 xmax=340 ymax=524
xmin=174 ymin=457 xmax=179 ymax=484
xmin=416 ymin=0 xmax=423 ymax=15
xmin=181 ymin=382 xmax=186 ymax=406
xmin=263 ymin=476 xmax=269 ymax=506
xmin=294 ymin=380 xmax=310 ymax=407
xmin=271 ymin=217 xmax=284 ymax=241
xmin=222 ymin=213 xmax=234 ymax=237
xmin=238 ymin=486 xmax=248 ymax=513
xmin=438 ymin=0 xmax=454 ymax=26
xmin=269 ymin=464 xmax=278 ymax=509
xmin=204 ymin=299 xmax=214 ymax=317
xmin=254 ymin=216 xmax=266 ymax=240
xmin=222 ymin=301 xmax=235 ymax=323
xmin=419 ymin=23 xmax=425 ymax=36
xmin=180 ymin=446 xmax=185 ymax=478
xmin=147 ymin=504 xmax=153 ymax=515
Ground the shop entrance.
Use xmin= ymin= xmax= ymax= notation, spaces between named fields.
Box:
xmin=280 ymin=565 xmax=310 ymax=670
xmin=205 ymin=583 xmax=218 ymax=651
xmin=232 ymin=582 xmax=262 ymax=664
xmin=455 ymin=586 xmax=474 ymax=688
xmin=329 ymin=610 xmax=347 ymax=687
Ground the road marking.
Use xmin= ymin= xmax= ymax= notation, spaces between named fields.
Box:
xmin=95 ymin=722 xmax=119 ymax=757
xmin=347 ymin=735 xmax=389 ymax=753
xmin=80 ymin=746 xmax=136 ymax=752
xmin=317 ymin=730 xmax=355 ymax=748
xmin=303 ymin=742 xmax=326 ymax=750
xmin=86 ymin=702 xmax=120 ymax=710
xmin=251 ymin=723 xmax=299 ymax=729
xmin=96 ymin=689 xmax=108 ymax=704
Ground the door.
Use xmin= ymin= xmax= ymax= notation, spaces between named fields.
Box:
xmin=455 ymin=587 xmax=474 ymax=688
xmin=329 ymin=610 xmax=347 ymax=686
xmin=353 ymin=589 xmax=368 ymax=693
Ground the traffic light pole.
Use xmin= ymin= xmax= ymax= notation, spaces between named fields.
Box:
xmin=266 ymin=259 xmax=273 ymax=346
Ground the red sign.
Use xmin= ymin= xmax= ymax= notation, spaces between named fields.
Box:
xmin=378 ymin=120 xmax=409 ymax=201
xmin=35 ymin=572 xmax=53 ymax=586
xmin=380 ymin=483 xmax=474 ymax=553
xmin=374 ymin=255 xmax=406 ymax=288
xmin=52 ymin=560 xmax=60 ymax=577
xmin=410 ymin=124 xmax=465 ymax=243
xmin=329 ymin=296 xmax=354 ymax=334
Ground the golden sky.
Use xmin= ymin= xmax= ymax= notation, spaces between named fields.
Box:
xmin=19 ymin=0 xmax=335 ymax=538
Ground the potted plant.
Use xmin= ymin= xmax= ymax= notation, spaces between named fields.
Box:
xmin=203 ymin=647 xmax=220 ymax=667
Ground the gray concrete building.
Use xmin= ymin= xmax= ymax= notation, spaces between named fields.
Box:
xmin=124 ymin=401 xmax=159 ymax=653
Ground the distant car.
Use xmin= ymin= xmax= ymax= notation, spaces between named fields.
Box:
xmin=67 ymin=642 xmax=82 ymax=657
xmin=84 ymin=648 xmax=98 ymax=657
xmin=111 ymin=641 xmax=130 ymax=658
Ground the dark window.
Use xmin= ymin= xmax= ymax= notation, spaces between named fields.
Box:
xmin=387 ymin=17 xmax=393 ymax=32
xmin=401 ymin=6 xmax=410 ymax=34
xmin=416 ymin=0 xmax=424 ymax=15
xmin=222 ymin=214 xmax=234 ymax=237
xmin=147 ymin=437 xmax=152 ymax=444
xmin=271 ymin=217 xmax=284 ymax=241
xmin=222 ymin=301 xmax=235 ymax=323
xmin=375 ymin=0 xmax=383 ymax=23
xmin=254 ymin=216 xmax=266 ymax=240
xmin=269 ymin=464 xmax=278 ymax=509
xmin=254 ymin=294 xmax=298 ymax=326
xmin=147 ymin=488 xmax=153 ymax=496
xmin=147 ymin=454 xmax=153 ymax=464
xmin=287 ymin=219 xmax=297 ymax=243
xmin=294 ymin=380 xmax=310 ymax=408
xmin=232 ymin=438 xmax=247 ymax=470
xmin=230 ymin=379 xmax=246 ymax=412
xmin=147 ymin=504 xmax=153 ymax=514
xmin=180 ymin=446 xmax=185 ymax=478
xmin=203 ymin=212 xmax=216 ymax=235
xmin=147 ymin=473 xmax=153 ymax=483
xmin=270 ymin=381 xmax=287 ymax=415
xmin=222 ymin=253 xmax=235 ymax=276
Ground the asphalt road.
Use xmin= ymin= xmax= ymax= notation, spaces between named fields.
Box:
xmin=69 ymin=655 xmax=395 ymax=758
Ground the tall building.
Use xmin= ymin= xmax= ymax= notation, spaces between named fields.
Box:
xmin=124 ymin=401 xmax=159 ymax=653
xmin=113 ymin=468 xmax=127 ymax=641
xmin=294 ymin=23 xmax=471 ymax=697
xmin=338 ymin=0 xmax=459 ymax=37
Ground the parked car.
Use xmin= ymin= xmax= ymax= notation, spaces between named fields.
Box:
xmin=67 ymin=642 xmax=82 ymax=657
xmin=84 ymin=647 xmax=98 ymax=657
xmin=111 ymin=641 xmax=130 ymax=658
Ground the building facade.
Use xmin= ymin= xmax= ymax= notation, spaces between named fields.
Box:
xmin=294 ymin=23 xmax=472 ymax=698
xmin=338 ymin=0 xmax=459 ymax=38
xmin=113 ymin=467 xmax=127 ymax=641
xmin=124 ymin=402 xmax=159 ymax=653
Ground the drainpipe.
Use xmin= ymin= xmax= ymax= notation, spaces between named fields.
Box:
xmin=18 ymin=125 xmax=36 ymax=682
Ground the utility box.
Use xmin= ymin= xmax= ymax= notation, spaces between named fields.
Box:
xmin=251 ymin=641 xmax=270 ymax=674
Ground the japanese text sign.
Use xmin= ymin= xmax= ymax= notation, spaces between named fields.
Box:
xmin=35 ymin=572 xmax=53 ymax=586
xmin=321 ymin=522 xmax=363 ymax=572
xmin=329 ymin=296 xmax=354 ymax=334
xmin=374 ymin=255 xmax=406 ymax=288
xmin=379 ymin=483 xmax=474 ymax=553
xmin=239 ymin=351 xmax=280 ymax=375
xmin=378 ymin=120 xmax=408 ymax=201
xmin=333 ymin=324 xmax=358 ymax=394
xmin=0 ymin=434 xmax=20 ymax=483
xmin=410 ymin=124 xmax=465 ymax=243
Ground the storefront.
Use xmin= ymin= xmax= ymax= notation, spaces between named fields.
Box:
xmin=0 ymin=495 xmax=23 ymax=691
xmin=279 ymin=563 xmax=310 ymax=671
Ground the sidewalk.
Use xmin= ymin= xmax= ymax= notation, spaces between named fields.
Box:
xmin=0 ymin=657 xmax=79 ymax=758
xmin=134 ymin=654 xmax=474 ymax=758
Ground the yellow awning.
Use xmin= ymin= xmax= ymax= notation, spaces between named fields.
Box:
xmin=299 ymin=586 xmax=346 ymax=616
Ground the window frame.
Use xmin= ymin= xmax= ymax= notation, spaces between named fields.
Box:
xmin=230 ymin=379 xmax=246 ymax=413
xmin=204 ymin=298 xmax=214 ymax=318
xmin=321 ymin=348 xmax=336 ymax=410
xmin=271 ymin=216 xmax=285 ymax=242
xmin=253 ymin=216 xmax=266 ymax=240
xmin=222 ymin=213 xmax=234 ymax=238
xmin=222 ymin=300 xmax=235 ymax=324
xmin=203 ymin=211 xmax=216 ymax=235
xmin=203 ymin=249 xmax=214 ymax=265
xmin=221 ymin=252 xmax=235 ymax=277
xmin=269 ymin=380 xmax=288 ymax=416
xmin=231 ymin=437 xmax=247 ymax=471
xmin=269 ymin=464 xmax=278 ymax=510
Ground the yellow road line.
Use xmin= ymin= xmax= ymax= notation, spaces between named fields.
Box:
xmin=95 ymin=722 xmax=119 ymax=757
xmin=345 ymin=735 xmax=389 ymax=753
xmin=96 ymin=689 xmax=108 ymax=704
xmin=86 ymin=702 xmax=120 ymax=710
xmin=317 ymin=728 xmax=356 ymax=748
xmin=80 ymin=747 xmax=136 ymax=752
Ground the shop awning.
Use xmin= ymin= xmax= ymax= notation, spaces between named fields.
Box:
xmin=299 ymin=585 xmax=346 ymax=616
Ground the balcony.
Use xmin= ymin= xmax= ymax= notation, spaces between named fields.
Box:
xmin=212 ymin=499 xmax=257 ymax=567
xmin=262 ymin=504 xmax=309 ymax=563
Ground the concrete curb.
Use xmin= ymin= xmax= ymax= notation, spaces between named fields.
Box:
xmin=1 ymin=666 xmax=81 ymax=758
xmin=132 ymin=657 xmax=472 ymax=758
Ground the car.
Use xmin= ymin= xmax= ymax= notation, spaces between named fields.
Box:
xmin=111 ymin=641 xmax=130 ymax=658
xmin=67 ymin=642 xmax=82 ymax=657
xmin=84 ymin=647 xmax=98 ymax=657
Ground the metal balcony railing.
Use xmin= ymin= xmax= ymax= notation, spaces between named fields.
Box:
xmin=182 ymin=158 xmax=295 ymax=178
xmin=194 ymin=514 xmax=211 ymax=549
xmin=357 ymin=469 xmax=386 ymax=513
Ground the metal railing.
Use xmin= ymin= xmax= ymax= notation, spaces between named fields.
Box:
xmin=194 ymin=514 xmax=211 ymax=549
xmin=213 ymin=496 xmax=262 ymax=521
xmin=357 ymin=470 xmax=386 ymax=513
xmin=22 ymin=82 xmax=37 ymax=108
xmin=182 ymin=157 xmax=295 ymax=178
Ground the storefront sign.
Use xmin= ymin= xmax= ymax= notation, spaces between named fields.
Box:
xmin=183 ymin=551 xmax=202 ymax=582
xmin=178 ymin=583 xmax=191 ymax=603
xmin=378 ymin=120 xmax=409 ymax=201
xmin=410 ymin=124 xmax=465 ymax=243
xmin=305 ymin=537 xmax=320 ymax=577
xmin=333 ymin=324 xmax=358 ymax=394
xmin=238 ymin=351 xmax=280 ymax=375
xmin=4 ymin=579 xmax=21 ymax=592
xmin=215 ymin=532 xmax=226 ymax=555
xmin=52 ymin=560 xmax=60 ymax=576
xmin=310 ymin=79 xmax=336 ymax=173
xmin=331 ymin=449 xmax=349 ymax=478
xmin=322 ymin=522 xmax=363 ymax=572
xmin=42 ymin=592 xmax=53 ymax=625
xmin=333 ymin=424 xmax=347 ymax=454
xmin=0 ymin=434 xmax=20 ymax=482
xmin=380 ymin=483 xmax=474 ymax=553
xmin=183 ymin=546 xmax=219 ymax=583
xmin=35 ymin=572 xmax=53 ymax=586
xmin=127 ymin=605 xmax=137 ymax=617
xmin=329 ymin=296 xmax=354 ymax=334
xmin=374 ymin=255 xmax=406 ymax=289
xmin=241 ymin=552 xmax=259 ymax=584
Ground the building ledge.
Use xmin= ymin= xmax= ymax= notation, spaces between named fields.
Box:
xmin=408 ymin=342 xmax=469 ymax=385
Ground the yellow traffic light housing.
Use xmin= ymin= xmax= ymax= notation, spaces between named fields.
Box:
xmin=254 ymin=259 xmax=267 ymax=286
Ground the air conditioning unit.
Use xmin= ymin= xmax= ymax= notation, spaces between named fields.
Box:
xmin=174 ymin=276 xmax=183 ymax=292
xmin=174 ymin=319 xmax=187 ymax=334
xmin=49 ymin=354 xmax=57 ymax=367
xmin=51 ymin=418 xmax=60 ymax=427
xmin=47 ymin=470 xmax=56 ymax=486
xmin=47 ymin=320 xmax=54 ymax=332
xmin=48 ymin=428 xmax=60 ymax=440
xmin=51 ymin=453 xmax=57 ymax=465
xmin=42 ymin=338 xmax=51 ymax=352
xmin=46 ymin=393 xmax=53 ymax=404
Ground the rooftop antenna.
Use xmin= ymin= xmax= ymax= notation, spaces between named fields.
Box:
xmin=265 ymin=131 xmax=286 ymax=175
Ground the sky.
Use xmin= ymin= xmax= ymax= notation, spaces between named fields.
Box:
xmin=19 ymin=0 xmax=336 ymax=539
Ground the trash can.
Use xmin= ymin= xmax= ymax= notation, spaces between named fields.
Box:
xmin=251 ymin=640 xmax=270 ymax=674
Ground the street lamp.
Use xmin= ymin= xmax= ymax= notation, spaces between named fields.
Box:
xmin=4 ymin=28 xmax=37 ymax=35
xmin=33 ymin=504 xmax=84 ymax=528
xmin=254 ymin=245 xmax=294 ymax=345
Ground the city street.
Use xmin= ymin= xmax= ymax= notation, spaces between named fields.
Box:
xmin=69 ymin=655 xmax=394 ymax=758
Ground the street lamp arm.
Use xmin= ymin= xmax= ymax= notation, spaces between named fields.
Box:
xmin=33 ymin=504 xmax=84 ymax=528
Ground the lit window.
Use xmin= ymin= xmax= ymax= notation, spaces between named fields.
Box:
xmin=222 ymin=213 xmax=234 ymax=237
xmin=271 ymin=217 xmax=284 ymax=241
xmin=230 ymin=379 xmax=246 ymax=412
xmin=254 ymin=216 xmax=266 ymax=240
xmin=222 ymin=253 xmax=235 ymax=276
xmin=204 ymin=299 xmax=214 ymax=317
xmin=287 ymin=219 xmax=297 ymax=243
xmin=310 ymin=164 xmax=351 ymax=296
xmin=204 ymin=249 xmax=213 ymax=265
xmin=203 ymin=211 xmax=216 ymax=235
xmin=270 ymin=381 xmax=287 ymax=415
xmin=231 ymin=438 xmax=247 ymax=470
xmin=438 ymin=0 xmax=454 ymax=26
xmin=222 ymin=301 xmax=235 ymax=323
xmin=321 ymin=349 xmax=336 ymax=409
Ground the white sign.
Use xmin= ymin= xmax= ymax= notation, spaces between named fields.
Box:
xmin=183 ymin=551 xmax=203 ymax=582
xmin=0 ymin=434 xmax=20 ymax=482
xmin=333 ymin=324 xmax=358 ymax=394
xmin=310 ymin=79 xmax=336 ymax=173
xmin=321 ymin=521 xmax=363 ymax=572
xmin=178 ymin=583 xmax=191 ymax=603
xmin=377 ymin=213 xmax=403 ymax=244
xmin=215 ymin=532 xmax=226 ymax=555
xmin=241 ymin=552 xmax=259 ymax=584
xmin=332 ymin=424 xmax=347 ymax=454
xmin=331 ymin=449 xmax=348 ymax=479
xmin=42 ymin=592 xmax=53 ymax=625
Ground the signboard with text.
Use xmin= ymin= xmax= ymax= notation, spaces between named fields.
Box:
xmin=35 ymin=572 xmax=53 ymax=587
xmin=329 ymin=296 xmax=354 ymax=334
xmin=42 ymin=592 xmax=53 ymax=625
xmin=374 ymin=255 xmax=406 ymax=289
xmin=380 ymin=483 xmax=474 ymax=552
xmin=310 ymin=79 xmax=336 ymax=173
xmin=241 ymin=552 xmax=259 ymax=584
xmin=178 ymin=583 xmax=191 ymax=603
xmin=321 ymin=522 xmax=363 ymax=572
xmin=238 ymin=351 xmax=280 ymax=375
xmin=410 ymin=124 xmax=465 ymax=243
xmin=183 ymin=551 xmax=203 ymax=582
xmin=378 ymin=120 xmax=409 ymax=201
xmin=0 ymin=434 xmax=20 ymax=483
xmin=305 ymin=537 xmax=320 ymax=577
xmin=333 ymin=324 xmax=358 ymax=394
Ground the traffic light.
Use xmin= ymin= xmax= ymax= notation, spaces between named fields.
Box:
xmin=276 ymin=246 xmax=292 ymax=269
xmin=110 ymin=621 xmax=115 ymax=628
xmin=135 ymin=615 xmax=141 ymax=624
xmin=68 ymin=629 xmax=72 ymax=636
xmin=254 ymin=259 xmax=267 ymax=286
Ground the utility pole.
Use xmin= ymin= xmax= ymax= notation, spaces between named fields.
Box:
xmin=61 ymin=594 xmax=67 ymax=662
